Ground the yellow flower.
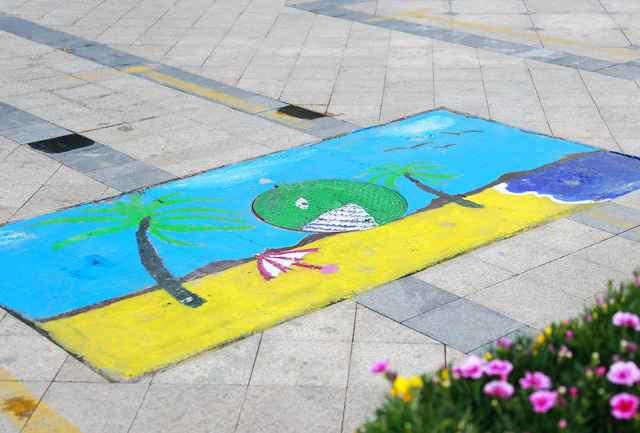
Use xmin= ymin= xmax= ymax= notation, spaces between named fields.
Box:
xmin=440 ymin=368 xmax=450 ymax=381
xmin=535 ymin=334 xmax=545 ymax=345
xmin=390 ymin=375 xmax=423 ymax=401
xmin=544 ymin=326 xmax=553 ymax=337
xmin=483 ymin=352 xmax=493 ymax=361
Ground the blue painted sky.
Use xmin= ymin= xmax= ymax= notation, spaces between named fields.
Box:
xmin=0 ymin=110 xmax=598 ymax=320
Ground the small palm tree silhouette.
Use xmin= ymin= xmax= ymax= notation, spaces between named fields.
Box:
xmin=35 ymin=192 xmax=253 ymax=308
xmin=365 ymin=162 xmax=482 ymax=208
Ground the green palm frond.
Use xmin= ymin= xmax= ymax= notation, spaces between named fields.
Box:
xmin=33 ymin=215 xmax=126 ymax=226
xmin=153 ymin=223 xmax=254 ymax=233
xmin=152 ymin=207 xmax=239 ymax=217
xmin=149 ymin=227 xmax=201 ymax=247
xmin=410 ymin=172 xmax=457 ymax=180
xmin=52 ymin=224 xmax=134 ymax=250
xmin=153 ymin=215 xmax=245 ymax=224
xmin=151 ymin=197 xmax=224 ymax=208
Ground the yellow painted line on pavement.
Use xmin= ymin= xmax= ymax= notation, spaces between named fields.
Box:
xmin=368 ymin=9 xmax=639 ymax=62
xmin=122 ymin=65 xmax=269 ymax=113
xmin=0 ymin=368 xmax=82 ymax=433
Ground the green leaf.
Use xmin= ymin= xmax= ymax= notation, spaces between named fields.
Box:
xmin=153 ymin=215 xmax=245 ymax=224
xmin=383 ymin=174 xmax=401 ymax=189
xmin=152 ymin=198 xmax=225 ymax=208
xmin=52 ymin=224 xmax=133 ymax=250
xmin=152 ymin=207 xmax=240 ymax=217
xmin=153 ymin=223 xmax=253 ymax=233
xmin=410 ymin=172 xmax=457 ymax=180
xmin=33 ymin=215 xmax=126 ymax=227
xmin=149 ymin=227 xmax=201 ymax=247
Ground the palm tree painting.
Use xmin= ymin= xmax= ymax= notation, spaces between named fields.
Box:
xmin=35 ymin=192 xmax=253 ymax=308
xmin=364 ymin=162 xmax=482 ymax=208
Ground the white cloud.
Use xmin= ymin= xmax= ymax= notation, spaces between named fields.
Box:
xmin=375 ymin=115 xmax=456 ymax=137
xmin=0 ymin=230 xmax=35 ymax=247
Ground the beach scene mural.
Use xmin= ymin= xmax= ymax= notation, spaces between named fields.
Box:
xmin=2 ymin=109 xmax=640 ymax=381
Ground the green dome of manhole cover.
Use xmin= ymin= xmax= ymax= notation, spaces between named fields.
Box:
xmin=252 ymin=179 xmax=408 ymax=233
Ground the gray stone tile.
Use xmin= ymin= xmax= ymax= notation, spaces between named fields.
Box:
xmin=29 ymin=382 xmax=148 ymax=433
xmin=130 ymin=384 xmax=244 ymax=433
xmin=575 ymin=236 xmax=640 ymax=275
xmin=2 ymin=122 xmax=69 ymax=145
xmin=354 ymin=304 xmax=439 ymax=344
xmin=236 ymin=385 xmax=344 ymax=433
xmin=55 ymin=356 xmax=109 ymax=383
xmin=523 ymin=254 xmax=627 ymax=301
xmin=404 ymin=299 xmax=523 ymax=352
xmin=153 ymin=334 xmax=260 ymax=385
xmin=0 ymin=335 xmax=67 ymax=381
xmin=349 ymin=341 xmax=445 ymax=387
xmin=467 ymin=325 xmax=539 ymax=356
xmin=251 ymin=338 xmax=350 ymax=387
xmin=88 ymin=160 xmax=175 ymax=192
xmin=470 ymin=234 xmax=566 ymax=274
xmin=569 ymin=202 xmax=640 ymax=234
xmin=0 ymin=380 xmax=49 ymax=433
xmin=600 ymin=62 xmax=640 ymax=80
xmin=342 ymin=384 xmax=387 ymax=433
xmin=466 ymin=271 xmax=587 ymax=329
xmin=355 ymin=277 xmax=458 ymax=322
xmin=54 ymin=144 xmax=134 ymax=172
xmin=264 ymin=301 xmax=355 ymax=342
xmin=414 ymin=255 xmax=514 ymax=297
xmin=517 ymin=218 xmax=612 ymax=253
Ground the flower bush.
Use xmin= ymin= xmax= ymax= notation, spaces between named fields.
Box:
xmin=359 ymin=276 xmax=640 ymax=433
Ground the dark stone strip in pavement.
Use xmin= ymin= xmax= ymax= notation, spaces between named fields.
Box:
xmin=355 ymin=275 xmax=526 ymax=353
xmin=0 ymin=102 xmax=173 ymax=192
xmin=289 ymin=1 xmax=640 ymax=81
xmin=0 ymin=14 xmax=358 ymax=138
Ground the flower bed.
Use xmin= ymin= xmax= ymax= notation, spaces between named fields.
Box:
xmin=360 ymin=276 xmax=640 ymax=433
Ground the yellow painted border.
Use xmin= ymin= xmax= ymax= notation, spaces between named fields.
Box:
xmin=40 ymin=188 xmax=586 ymax=380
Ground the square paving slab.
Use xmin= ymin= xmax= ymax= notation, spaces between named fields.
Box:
xmin=2 ymin=108 xmax=640 ymax=381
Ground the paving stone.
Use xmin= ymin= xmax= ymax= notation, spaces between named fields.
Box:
xmin=264 ymin=301 xmax=356 ymax=342
xmin=404 ymin=299 xmax=523 ymax=352
xmin=468 ymin=325 xmax=540 ymax=356
xmin=355 ymin=276 xmax=459 ymax=322
xmin=342 ymin=384 xmax=387 ymax=433
xmin=88 ymin=160 xmax=175 ymax=192
xmin=55 ymin=356 xmax=110 ymax=383
xmin=516 ymin=218 xmax=612 ymax=253
xmin=251 ymin=338 xmax=350 ymax=387
xmin=470 ymin=234 xmax=567 ymax=274
xmin=130 ymin=384 xmax=244 ymax=433
xmin=236 ymin=385 xmax=344 ymax=433
xmin=523 ymin=254 xmax=627 ymax=301
xmin=354 ymin=304 xmax=439 ymax=344
xmin=153 ymin=334 xmax=261 ymax=385
xmin=569 ymin=202 xmax=640 ymax=234
xmin=53 ymin=144 xmax=135 ymax=173
xmin=349 ymin=341 xmax=445 ymax=387
xmin=27 ymin=382 xmax=148 ymax=433
xmin=0 ymin=335 xmax=67 ymax=381
xmin=0 ymin=380 xmax=49 ymax=433
xmin=414 ymin=255 xmax=514 ymax=297
xmin=575 ymin=236 xmax=640 ymax=275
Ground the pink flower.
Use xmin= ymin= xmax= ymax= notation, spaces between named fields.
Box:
xmin=519 ymin=371 xmax=552 ymax=390
xmin=610 ymin=393 xmax=639 ymax=420
xmin=612 ymin=311 xmax=640 ymax=331
xmin=569 ymin=386 xmax=578 ymax=398
xmin=530 ymin=390 xmax=558 ymax=413
xmin=635 ymin=274 xmax=640 ymax=287
xmin=452 ymin=355 xmax=485 ymax=379
xmin=558 ymin=419 xmax=567 ymax=429
xmin=483 ymin=380 xmax=514 ymax=399
xmin=496 ymin=337 xmax=513 ymax=349
xmin=622 ymin=340 xmax=638 ymax=353
xmin=484 ymin=360 xmax=513 ymax=380
xmin=565 ymin=330 xmax=574 ymax=340
xmin=607 ymin=361 xmax=640 ymax=386
xmin=370 ymin=359 xmax=389 ymax=374
xmin=558 ymin=345 xmax=573 ymax=359
xmin=595 ymin=366 xmax=607 ymax=377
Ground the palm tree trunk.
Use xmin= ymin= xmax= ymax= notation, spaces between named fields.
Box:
xmin=404 ymin=174 xmax=482 ymax=209
xmin=136 ymin=216 xmax=205 ymax=308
